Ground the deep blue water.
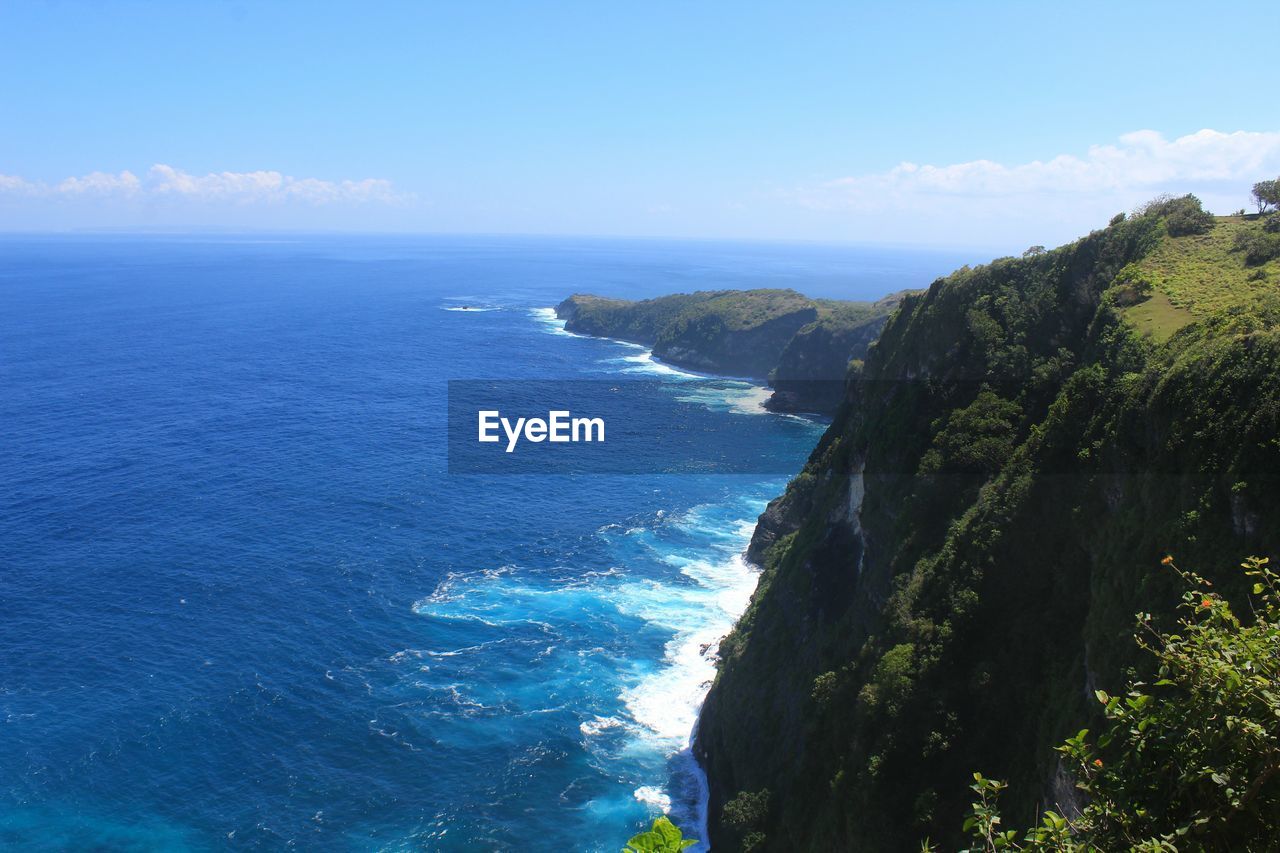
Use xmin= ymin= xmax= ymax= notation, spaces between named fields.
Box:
xmin=0 ymin=234 xmax=979 ymax=850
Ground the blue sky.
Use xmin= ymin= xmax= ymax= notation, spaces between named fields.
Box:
xmin=2 ymin=1 xmax=1278 ymax=249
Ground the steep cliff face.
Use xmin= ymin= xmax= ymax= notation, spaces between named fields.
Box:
xmin=555 ymin=290 xmax=898 ymax=408
xmin=654 ymin=291 xmax=818 ymax=378
xmin=764 ymin=292 xmax=911 ymax=414
xmin=697 ymin=213 xmax=1280 ymax=850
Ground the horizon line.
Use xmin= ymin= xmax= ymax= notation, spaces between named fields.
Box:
xmin=0 ymin=226 xmax=1020 ymax=256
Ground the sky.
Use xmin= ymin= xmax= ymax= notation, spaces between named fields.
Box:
xmin=1 ymin=1 xmax=1278 ymax=251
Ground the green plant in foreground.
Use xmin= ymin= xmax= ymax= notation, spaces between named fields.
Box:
xmin=623 ymin=816 xmax=698 ymax=852
xmin=946 ymin=556 xmax=1280 ymax=851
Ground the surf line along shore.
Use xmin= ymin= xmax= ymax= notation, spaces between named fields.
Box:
xmin=477 ymin=410 xmax=605 ymax=453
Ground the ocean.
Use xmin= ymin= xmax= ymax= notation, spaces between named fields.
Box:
xmin=0 ymin=234 xmax=979 ymax=850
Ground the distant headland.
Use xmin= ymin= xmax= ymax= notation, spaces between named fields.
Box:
xmin=555 ymin=288 xmax=911 ymax=414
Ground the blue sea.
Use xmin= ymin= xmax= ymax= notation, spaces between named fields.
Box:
xmin=0 ymin=234 xmax=978 ymax=851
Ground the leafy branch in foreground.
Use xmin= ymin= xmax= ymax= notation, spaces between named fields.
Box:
xmin=623 ymin=816 xmax=698 ymax=852
xmin=940 ymin=556 xmax=1280 ymax=852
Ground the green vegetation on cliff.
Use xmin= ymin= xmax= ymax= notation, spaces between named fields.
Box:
xmin=953 ymin=556 xmax=1279 ymax=851
xmin=697 ymin=195 xmax=1280 ymax=851
xmin=555 ymin=289 xmax=903 ymax=411
xmin=622 ymin=816 xmax=698 ymax=852
xmin=556 ymin=291 xmax=737 ymax=348
xmin=1114 ymin=212 xmax=1280 ymax=341
xmin=767 ymin=292 xmax=909 ymax=413
xmin=555 ymin=288 xmax=818 ymax=380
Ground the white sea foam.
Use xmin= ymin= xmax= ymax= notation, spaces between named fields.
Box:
xmin=616 ymin=552 xmax=758 ymax=747
xmin=599 ymin=500 xmax=767 ymax=848
xmin=388 ymin=648 xmax=426 ymax=663
xmin=633 ymin=785 xmax=672 ymax=812
xmin=672 ymin=381 xmax=772 ymax=415
xmin=632 ymin=502 xmax=762 ymax=840
xmin=580 ymin=715 xmax=626 ymax=737
xmin=669 ymin=507 xmax=761 ymax=548
xmin=529 ymin=307 xmax=577 ymax=337
xmin=527 ymin=307 xmax=814 ymax=435
xmin=726 ymin=384 xmax=772 ymax=415
xmin=409 ymin=473 xmax=768 ymax=845
xmin=609 ymin=349 xmax=702 ymax=380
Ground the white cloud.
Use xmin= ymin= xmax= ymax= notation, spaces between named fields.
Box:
xmin=775 ymin=128 xmax=1280 ymax=248
xmin=0 ymin=164 xmax=411 ymax=205
xmin=56 ymin=170 xmax=141 ymax=195
xmin=0 ymin=173 xmax=40 ymax=195
xmin=804 ymin=129 xmax=1280 ymax=209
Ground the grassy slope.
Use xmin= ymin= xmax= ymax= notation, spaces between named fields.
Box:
xmin=1120 ymin=217 xmax=1280 ymax=341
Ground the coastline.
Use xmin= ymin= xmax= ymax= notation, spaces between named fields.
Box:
xmin=532 ymin=307 xmax=766 ymax=384
xmin=531 ymin=305 xmax=797 ymax=847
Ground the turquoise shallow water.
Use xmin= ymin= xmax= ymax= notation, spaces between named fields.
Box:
xmin=0 ymin=234 xmax=978 ymax=850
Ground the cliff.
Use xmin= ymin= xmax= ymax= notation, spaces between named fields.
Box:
xmin=555 ymin=289 xmax=902 ymax=411
xmin=764 ymin=292 xmax=910 ymax=414
xmin=697 ymin=205 xmax=1280 ymax=850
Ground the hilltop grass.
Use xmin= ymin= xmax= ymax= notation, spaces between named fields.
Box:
xmin=812 ymin=298 xmax=883 ymax=327
xmin=1122 ymin=291 xmax=1193 ymax=343
xmin=1118 ymin=217 xmax=1279 ymax=340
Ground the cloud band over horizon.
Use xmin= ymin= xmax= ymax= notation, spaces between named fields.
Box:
xmin=1 ymin=129 xmax=1277 ymax=245
xmin=799 ymin=129 xmax=1280 ymax=209
xmin=0 ymin=164 xmax=411 ymax=206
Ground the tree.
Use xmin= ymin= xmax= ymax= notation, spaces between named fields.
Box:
xmin=1252 ymin=178 xmax=1280 ymax=214
xmin=1135 ymin=193 xmax=1215 ymax=236
xmin=919 ymin=389 xmax=1022 ymax=477
xmin=723 ymin=789 xmax=771 ymax=850
xmin=945 ymin=556 xmax=1280 ymax=851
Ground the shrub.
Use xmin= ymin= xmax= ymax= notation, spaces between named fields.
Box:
xmin=1233 ymin=227 xmax=1280 ymax=266
xmin=1110 ymin=263 xmax=1153 ymax=306
xmin=812 ymin=670 xmax=840 ymax=708
xmin=720 ymin=789 xmax=771 ymax=850
xmin=918 ymin=389 xmax=1022 ymax=477
xmin=1136 ymin=193 xmax=1215 ymax=236
xmin=946 ymin=556 xmax=1280 ymax=851
xmin=1166 ymin=198 xmax=1214 ymax=236
xmin=723 ymin=789 xmax=771 ymax=830
xmin=623 ymin=816 xmax=698 ymax=852
xmin=1135 ymin=193 xmax=1177 ymax=217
